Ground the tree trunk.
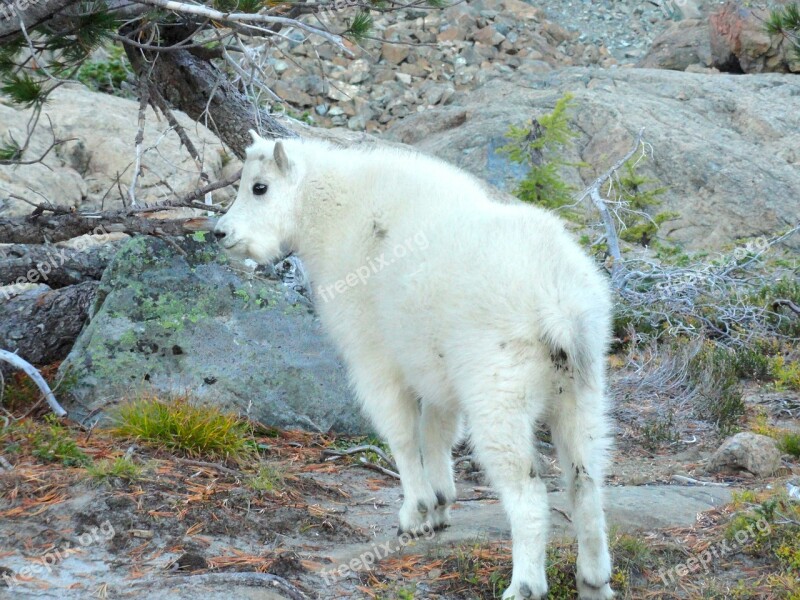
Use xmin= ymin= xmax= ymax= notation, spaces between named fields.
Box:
xmin=125 ymin=43 xmax=296 ymax=158
xmin=0 ymin=281 xmax=98 ymax=367
xmin=0 ymin=241 xmax=121 ymax=288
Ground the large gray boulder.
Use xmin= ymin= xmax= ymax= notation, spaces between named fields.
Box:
xmin=386 ymin=66 xmax=800 ymax=250
xmin=59 ymin=235 xmax=369 ymax=434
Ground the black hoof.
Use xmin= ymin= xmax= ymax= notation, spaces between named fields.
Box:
xmin=519 ymin=583 xmax=534 ymax=599
xmin=435 ymin=491 xmax=447 ymax=507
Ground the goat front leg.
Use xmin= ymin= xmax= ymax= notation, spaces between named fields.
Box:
xmin=420 ymin=401 xmax=460 ymax=530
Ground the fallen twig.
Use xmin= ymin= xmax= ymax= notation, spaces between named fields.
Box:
xmin=351 ymin=456 xmax=400 ymax=479
xmin=0 ymin=349 xmax=66 ymax=417
xmin=671 ymin=474 xmax=729 ymax=487
xmin=322 ymin=444 xmax=398 ymax=472
xmin=773 ymin=298 xmax=800 ymax=316
xmin=176 ymin=457 xmax=243 ymax=478
xmin=550 ymin=506 xmax=572 ymax=523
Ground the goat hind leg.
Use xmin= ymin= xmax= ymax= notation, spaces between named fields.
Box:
xmin=462 ymin=386 xmax=550 ymax=599
xmin=549 ymin=388 xmax=613 ymax=600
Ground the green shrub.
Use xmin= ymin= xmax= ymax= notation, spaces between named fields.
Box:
xmin=248 ymin=463 xmax=285 ymax=493
xmin=607 ymin=160 xmax=674 ymax=247
xmin=689 ymin=344 xmax=745 ymax=435
xmin=77 ymin=44 xmax=131 ymax=95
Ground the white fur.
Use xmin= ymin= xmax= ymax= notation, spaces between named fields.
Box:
xmin=216 ymin=135 xmax=615 ymax=599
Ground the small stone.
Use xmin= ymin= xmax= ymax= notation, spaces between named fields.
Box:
xmin=437 ymin=26 xmax=465 ymax=43
xmin=347 ymin=59 xmax=371 ymax=84
xmin=382 ymin=43 xmax=410 ymax=65
xmin=473 ymin=25 xmax=506 ymax=46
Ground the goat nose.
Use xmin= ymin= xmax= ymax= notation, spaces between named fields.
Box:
xmin=213 ymin=229 xmax=227 ymax=240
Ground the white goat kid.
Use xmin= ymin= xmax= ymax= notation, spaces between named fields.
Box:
xmin=215 ymin=132 xmax=615 ymax=600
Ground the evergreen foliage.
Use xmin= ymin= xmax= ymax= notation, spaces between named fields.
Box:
xmin=766 ymin=2 xmax=800 ymax=61
xmin=499 ymin=93 xmax=581 ymax=211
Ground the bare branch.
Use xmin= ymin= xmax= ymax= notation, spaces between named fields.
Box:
xmin=130 ymin=0 xmax=353 ymax=55
xmin=575 ymin=127 xmax=646 ymax=280
xmin=128 ymin=70 xmax=152 ymax=208
xmin=0 ymin=349 xmax=66 ymax=417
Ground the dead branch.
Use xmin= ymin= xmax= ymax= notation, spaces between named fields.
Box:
xmin=148 ymin=83 xmax=210 ymax=182
xmin=773 ymin=298 xmax=800 ymax=316
xmin=128 ymin=72 xmax=152 ymax=208
xmin=322 ymin=444 xmax=398 ymax=472
xmin=131 ymin=0 xmax=352 ymax=54
xmin=671 ymin=474 xmax=729 ymax=487
xmin=576 ymin=127 xmax=646 ymax=279
xmin=351 ymin=456 xmax=400 ymax=479
xmin=176 ymin=457 xmax=243 ymax=477
xmin=0 ymin=211 xmax=190 ymax=245
xmin=0 ymin=349 xmax=66 ymax=417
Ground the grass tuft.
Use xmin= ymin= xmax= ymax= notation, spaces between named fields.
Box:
xmin=248 ymin=463 xmax=285 ymax=493
xmin=112 ymin=394 xmax=253 ymax=460
xmin=86 ymin=456 xmax=143 ymax=483
xmin=28 ymin=415 xmax=90 ymax=467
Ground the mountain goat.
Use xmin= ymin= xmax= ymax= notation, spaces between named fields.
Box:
xmin=214 ymin=133 xmax=614 ymax=599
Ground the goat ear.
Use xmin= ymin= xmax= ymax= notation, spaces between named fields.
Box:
xmin=249 ymin=129 xmax=263 ymax=144
xmin=274 ymin=141 xmax=292 ymax=174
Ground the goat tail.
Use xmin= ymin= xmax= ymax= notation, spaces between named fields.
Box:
xmin=537 ymin=302 xmax=603 ymax=390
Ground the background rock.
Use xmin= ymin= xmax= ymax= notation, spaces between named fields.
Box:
xmin=385 ymin=67 xmax=800 ymax=250
xmin=709 ymin=0 xmax=800 ymax=73
xmin=59 ymin=236 xmax=369 ymax=434
xmin=638 ymin=19 xmax=712 ymax=70
xmin=0 ymin=84 xmax=237 ymax=217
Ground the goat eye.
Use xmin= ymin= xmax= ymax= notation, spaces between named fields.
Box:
xmin=252 ymin=183 xmax=268 ymax=196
